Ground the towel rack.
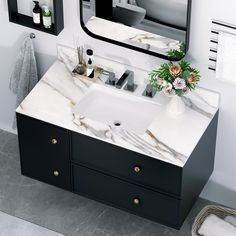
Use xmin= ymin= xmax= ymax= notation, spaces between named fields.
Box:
xmin=208 ymin=20 xmax=236 ymax=71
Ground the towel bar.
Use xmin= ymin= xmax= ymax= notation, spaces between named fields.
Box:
xmin=208 ymin=20 xmax=236 ymax=71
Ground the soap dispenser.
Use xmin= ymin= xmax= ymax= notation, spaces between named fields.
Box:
xmin=86 ymin=49 xmax=94 ymax=78
xmin=33 ymin=1 xmax=42 ymax=25
xmin=86 ymin=58 xmax=94 ymax=78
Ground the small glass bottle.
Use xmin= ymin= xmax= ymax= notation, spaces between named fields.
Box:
xmin=42 ymin=6 xmax=52 ymax=29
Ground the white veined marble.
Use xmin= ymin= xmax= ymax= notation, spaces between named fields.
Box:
xmin=16 ymin=45 xmax=220 ymax=167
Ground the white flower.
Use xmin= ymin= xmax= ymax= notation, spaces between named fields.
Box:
xmin=156 ymin=78 xmax=164 ymax=86
xmin=173 ymin=77 xmax=186 ymax=90
xmin=161 ymin=80 xmax=167 ymax=88
xmin=163 ymin=83 xmax=176 ymax=97
xmin=156 ymin=78 xmax=167 ymax=88
xmin=166 ymin=83 xmax=172 ymax=90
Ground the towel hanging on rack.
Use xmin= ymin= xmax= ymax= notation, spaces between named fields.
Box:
xmin=216 ymin=31 xmax=236 ymax=85
xmin=9 ymin=35 xmax=38 ymax=108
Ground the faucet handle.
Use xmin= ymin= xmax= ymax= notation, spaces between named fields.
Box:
xmin=142 ymin=84 xmax=157 ymax=98
xmin=104 ymin=71 xmax=117 ymax=86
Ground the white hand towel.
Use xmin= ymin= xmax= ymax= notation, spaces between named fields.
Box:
xmin=216 ymin=31 xmax=236 ymax=85
xmin=198 ymin=214 xmax=236 ymax=236
xmin=225 ymin=216 xmax=236 ymax=228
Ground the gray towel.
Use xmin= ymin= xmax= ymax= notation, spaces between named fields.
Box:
xmin=9 ymin=37 xmax=38 ymax=108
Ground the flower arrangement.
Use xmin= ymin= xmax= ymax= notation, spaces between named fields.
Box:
xmin=149 ymin=60 xmax=201 ymax=97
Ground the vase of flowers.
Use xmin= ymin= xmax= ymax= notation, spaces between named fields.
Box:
xmin=150 ymin=60 xmax=200 ymax=116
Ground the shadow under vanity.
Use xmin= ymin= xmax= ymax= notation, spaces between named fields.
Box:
xmin=16 ymin=47 xmax=220 ymax=229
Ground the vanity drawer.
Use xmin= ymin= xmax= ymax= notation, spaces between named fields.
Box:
xmin=72 ymin=132 xmax=182 ymax=196
xmin=73 ymin=165 xmax=180 ymax=228
xmin=17 ymin=114 xmax=71 ymax=190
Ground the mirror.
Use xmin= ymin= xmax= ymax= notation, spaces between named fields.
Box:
xmin=80 ymin=0 xmax=192 ymax=61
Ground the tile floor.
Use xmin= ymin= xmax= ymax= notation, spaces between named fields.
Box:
xmin=0 ymin=129 xmax=217 ymax=236
xmin=0 ymin=211 xmax=64 ymax=236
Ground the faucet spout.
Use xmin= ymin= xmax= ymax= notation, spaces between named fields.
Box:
xmin=116 ymin=70 xmax=133 ymax=89
xmin=124 ymin=70 xmax=137 ymax=92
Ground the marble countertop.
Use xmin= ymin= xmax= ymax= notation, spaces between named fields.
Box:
xmin=16 ymin=46 xmax=220 ymax=167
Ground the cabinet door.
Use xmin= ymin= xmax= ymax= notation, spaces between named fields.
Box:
xmin=73 ymin=165 xmax=180 ymax=229
xmin=17 ymin=114 xmax=71 ymax=190
xmin=71 ymin=132 xmax=182 ymax=197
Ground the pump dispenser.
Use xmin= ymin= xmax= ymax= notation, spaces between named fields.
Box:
xmin=33 ymin=1 xmax=42 ymax=25
xmin=86 ymin=58 xmax=94 ymax=78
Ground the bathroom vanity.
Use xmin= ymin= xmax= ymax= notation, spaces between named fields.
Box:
xmin=16 ymin=48 xmax=220 ymax=229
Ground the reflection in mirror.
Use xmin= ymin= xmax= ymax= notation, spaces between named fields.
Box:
xmin=81 ymin=0 xmax=192 ymax=60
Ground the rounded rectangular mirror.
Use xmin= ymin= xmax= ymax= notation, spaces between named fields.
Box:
xmin=80 ymin=0 xmax=192 ymax=61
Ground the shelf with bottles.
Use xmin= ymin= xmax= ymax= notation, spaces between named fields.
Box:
xmin=7 ymin=0 xmax=64 ymax=36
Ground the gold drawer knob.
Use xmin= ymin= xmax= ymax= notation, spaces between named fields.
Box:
xmin=134 ymin=165 xmax=142 ymax=173
xmin=133 ymin=197 xmax=141 ymax=205
xmin=51 ymin=139 xmax=58 ymax=145
xmin=53 ymin=170 xmax=60 ymax=177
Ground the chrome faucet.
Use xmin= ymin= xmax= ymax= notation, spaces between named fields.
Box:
xmin=104 ymin=69 xmax=137 ymax=92
xmin=124 ymin=70 xmax=137 ymax=92
xmin=115 ymin=70 xmax=137 ymax=92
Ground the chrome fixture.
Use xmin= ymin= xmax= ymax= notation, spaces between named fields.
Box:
xmin=104 ymin=70 xmax=117 ymax=86
xmin=142 ymin=84 xmax=157 ymax=98
xmin=123 ymin=70 xmax=138 ymax=92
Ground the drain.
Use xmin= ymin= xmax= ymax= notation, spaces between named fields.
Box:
xmin=113 ymin=120 xmax=122 ymax=127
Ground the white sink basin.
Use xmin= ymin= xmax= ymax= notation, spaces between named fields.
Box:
xmin=73 ymin=84 xmax=160 ymax=134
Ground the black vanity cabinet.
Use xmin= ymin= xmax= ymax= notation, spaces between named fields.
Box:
xmin=16 ymin=111 xmax=219 ymax=229
xmin=17 ymin=114 xmax=71 ymax=190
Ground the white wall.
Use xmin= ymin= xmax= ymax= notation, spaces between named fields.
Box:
xmin=0 ymin=0 xmax=236 ymax=206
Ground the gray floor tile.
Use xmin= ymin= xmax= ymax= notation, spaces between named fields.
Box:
xmin=1 ymin=131 xmax=19 ymax=158
xmin=0 ymin=211 xmax=64 ymax=236
xmin=0 ymin=130 xmax=13 ymax=152
xmin=0 ymin=130 xmax=218 ymax=236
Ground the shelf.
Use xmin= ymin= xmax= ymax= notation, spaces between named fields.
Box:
xmin=7 ymin=0 xmax=64 ymax=36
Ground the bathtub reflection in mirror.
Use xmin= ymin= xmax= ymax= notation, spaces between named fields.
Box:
xmin=80 ymin=0 xmax=192 ymax=60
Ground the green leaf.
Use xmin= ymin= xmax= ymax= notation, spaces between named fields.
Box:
xmin=175 ymin=89 xmax=184 ymax=96
xmin=167 ymin=42 xmax=186 ymax=61
xmin=179 ymin=60 xmax=190 ymax=71
xmin=182 ymin=70 xmax=190 ymax=80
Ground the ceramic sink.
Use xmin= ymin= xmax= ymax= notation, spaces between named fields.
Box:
xmin=73 ymin=84 xmax=160 ymax=134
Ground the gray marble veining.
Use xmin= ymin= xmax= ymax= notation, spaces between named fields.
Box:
xmin=16 ymin=45 xmax=220 ymax=167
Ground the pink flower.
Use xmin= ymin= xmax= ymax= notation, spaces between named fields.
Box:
xmin=163 ymin=83 xmax=176 ymax=97
xmin=173 ymin=77 xmax=186 ymax=90
xmin=183 ymin=87 xmax=189 ymax=95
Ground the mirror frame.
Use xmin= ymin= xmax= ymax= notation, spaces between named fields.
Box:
xmin=79 ymin=0 xmax=192 ymax=61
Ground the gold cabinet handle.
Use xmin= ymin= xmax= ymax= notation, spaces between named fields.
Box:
xmin=134 ymin=165 xmax=142 ymax=173
xmin=133 ymin=197 xmax=141 ymax=205
xmin=51 ymin=138 xmax=58 ymax=145
xmin=53 ymin=170 xmax=60 ymax=177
